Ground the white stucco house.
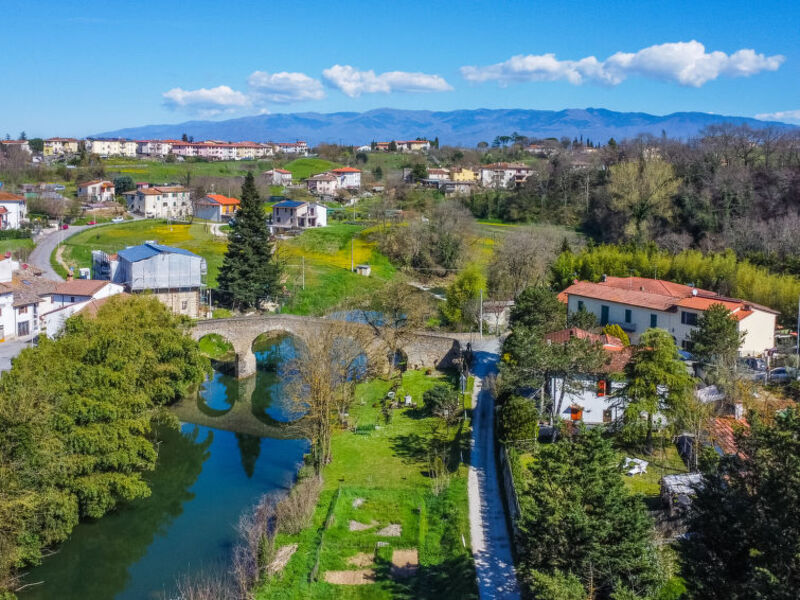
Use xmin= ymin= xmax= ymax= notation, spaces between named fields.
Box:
xmin=0 ymin=192 xmax=28 ymax=229
xmin=306 ymin=173 xmax=340 ymax=196
xmin=559 ymin=276 xmax=778 ymax=357
xmin=271 ymin=200 xmax=327 ymax=230
xmin=264 ymin=168 xmax=293 ymax=186
xmin=77 ymin=180 xmax=116 ymax=203
xmin=39 ymin=279 xmax=125 ymax=337
xmin=478 ymin=163 xmax=533 ymax=188
xmin=330 ymin=167 xmax=362 ymax=189
xmin=124 ymin=186 xmax=192 ymax=218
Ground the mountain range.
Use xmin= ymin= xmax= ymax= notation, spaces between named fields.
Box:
xmin=94 ymin=107 xmax=795 ymax=147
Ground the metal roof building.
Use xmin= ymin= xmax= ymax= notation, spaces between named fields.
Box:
xmin=93 ymin=243 xmax=206 ymax=291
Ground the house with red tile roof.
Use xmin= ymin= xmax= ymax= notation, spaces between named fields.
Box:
xmin=77 ymin=180 xmax=115 ymax=203
xmin=0 ymin=192 xmax=27 ymax=229
xmin=330 ymin=166 xmax=361 ymax=189
xmin=543 ymin=327 xmax=635 ymax=426
xmin=194 ymin=194 xmax=240 ymax=222
xmin=123 ymin=186 xmax=191 ymax=218
xmin=559 ymin=276 xmax=777 ymax=357
xmin=264 ymin=168 xmax=293 ymax=186
xmin=478 ymin=162 xmax=533 ymax=188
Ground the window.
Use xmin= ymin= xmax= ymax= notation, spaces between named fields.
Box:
xmin=650 ymin=314 xmax=658 ymax=328
xmin=682 ymin=340 xmax=696 ymax=351
xmin=18 ymin=306 xmax=27 ymax=315
xmin=597 ymin=379 xmax=607 ymax=398
xmin=603 ymin=408 xmax=613 ymax=424
xmin=181 ymin=300 xmax=188 ymax=310
xmin=17 ymin=322 xmax=29 ymax=336
xmin=624 ymin=309 xmax=632 ymax=323
xmin=570 ymin=406 xmax=583 ymax=421
xmin=600 ymin=305 xmax=609 ymax=325
xmin=70 ymin=296 xmax=75 ymax=303
xmin=577 ymin=300 xmax=584 ymax=311
xmin=681 ymin=311 xmax=698 ymax=326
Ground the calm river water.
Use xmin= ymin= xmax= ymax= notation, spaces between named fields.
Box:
xmin=21 ymin=335 xmax=308 ymax=600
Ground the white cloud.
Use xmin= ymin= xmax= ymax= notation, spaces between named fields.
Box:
xmin=755 ymin=109 xmax=800 ymax=124
xmin=461 ymin=41 xmax=784 ymax=87
xmin=247 ymin=71 xmax=325 ymax=103
xmin=162 ymin=85 xmax=250 ymax=116
xmin=322 ymin=65 xmax=453 ymax=97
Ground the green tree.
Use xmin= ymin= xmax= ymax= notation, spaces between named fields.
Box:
xmin=388 ymin=140 xmax=397 ymax=152
xmin=509 ymin=285 xmax=565 ymax=331
xmin=372 ymin=165 xmax=383 ymax=180
xmin=603 ymin=323 xmax=630 ymax=346
xmin=497 ymin=396 xmax=538 ymax=445
xmin=567 ymin=307 xmax=598 ymax=330
xmin=423 ymin=384 xmax=460 ymax=422
xmin=529 ymin=571 xmax=586 ymax=600
xmin=608 ymin=158 xmax=680 ymax=244
xmin=442 ymin=264 xmax=485 ymax=328
xmin=516 ymin=428 xmax=665 ymax=598
xmin=218 ymin=172 xmax=281 ymax=309
xmin=410 ymin=163 xmax=428 ymax=180
xmin=687 ymin=303 xmax=743 ymax=380
xmin=620 ymin=328 xmax=695 ymax=453
xmin=113 ymin=175 xmax=135 ymax=195
xmin=28 ymin=138 xmax=44 ymax=153
xmin=681 ymin=409 xmax=800 ymax=599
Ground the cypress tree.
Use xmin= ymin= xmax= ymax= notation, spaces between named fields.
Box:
xmin=218 ymin=172 xmax=281 ymax=309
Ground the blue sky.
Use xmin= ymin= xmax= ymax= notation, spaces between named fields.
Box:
xmin=2 ymin=0 xmax=799 ymax=137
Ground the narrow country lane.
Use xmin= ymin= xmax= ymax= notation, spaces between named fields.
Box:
xmin=28 ymin=224 xmax=101 ymax=280
xmin=468 ymin=337 xmax=521 ymax=599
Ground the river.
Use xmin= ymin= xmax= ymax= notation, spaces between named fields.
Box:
xmin=21 ymin=334 xmax=309 ymax=600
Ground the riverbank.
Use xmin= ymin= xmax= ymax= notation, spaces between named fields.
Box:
xmin=257 ymin=369 xmax=478 ymax=599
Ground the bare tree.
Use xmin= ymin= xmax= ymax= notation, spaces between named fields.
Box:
xmin=284 ymin=321 xmax=378 ymax=473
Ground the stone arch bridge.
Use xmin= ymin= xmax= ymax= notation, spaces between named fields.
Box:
xmin=192 ymin=314 xmax=474 ymax=378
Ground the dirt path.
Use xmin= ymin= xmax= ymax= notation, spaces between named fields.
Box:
xmin=468 ymin=338 xmax=521 ymax=599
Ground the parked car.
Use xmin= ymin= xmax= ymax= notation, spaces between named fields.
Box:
xmin=61 ymin=224 xmax=69 ymax=230
xmin=758 ymin=367 xmax=794 ymax=384
xmin=87 ymin=220 xmax=97 ymax=225
xmin=744 ymin=357 xmax=766 ymax=371
xmin=111 ymin=216 xmax=124 ymax=223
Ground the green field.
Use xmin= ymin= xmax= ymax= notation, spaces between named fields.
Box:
xmin=55 ymin=221 xmax=398 ymax=315
xmin=257 ymin=370 xmax=477 ymax=599
xmin=283 ymin=157 xmax=339 ymax=181
xmin=102 ymin=157 xmax=275 ymax=183
xmin=0 ymin=238 xmax=34 ymax=260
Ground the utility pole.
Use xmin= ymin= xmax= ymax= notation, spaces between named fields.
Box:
xmin=479 ymin=288 xmax=484 ymax=339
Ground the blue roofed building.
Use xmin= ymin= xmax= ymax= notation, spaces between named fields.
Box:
xmin=270 ymin=199 xmax=327 ymax=232
xmin=92 ymin=242 xmax=207 ymax=317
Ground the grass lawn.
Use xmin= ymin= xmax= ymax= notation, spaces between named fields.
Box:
xmin=257 ymin=370 xmax=477 ymax=599
xmin=197 ymin=333 xmax=235 ymax=361
xmin=283 ymin=158 xmax=339 ymax=181
xmin=102 ymin=157 xmax=275 ymax=182
xmin=279 ymin=223 xmax=398 ymax=315
xmin=0 ymin=238 xmax=34 ymax=259
xmin=58 ymin=220 xmax=228 ymax=284
xmin=620 ymin=437 xmax=689 ymax=500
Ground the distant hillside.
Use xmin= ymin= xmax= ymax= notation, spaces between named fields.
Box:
xmin=94 ymin=107 xmax=795 ymax=147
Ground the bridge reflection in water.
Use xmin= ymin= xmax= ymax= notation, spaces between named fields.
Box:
xmin=172 ymin=333 xmax=307 ymax=439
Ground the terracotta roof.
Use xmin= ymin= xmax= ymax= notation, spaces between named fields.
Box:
xmin=307 ymin=174 xmax=337 ymax=181
xmin=544 ymin=327 xmax=632 ymax=373
xmin=50 ymin=279 xmax=112 ymax=297
xmin=561 ymin=276 xmax=779 ymax=316
xmin=203 ymin=194 xmax=240 ymax=206
xmin=0 ymin=274 xmax=58 ymax=307
xmin=708 ymin=417 xmax=749 ymax=456
xmin=331 ymin=167 xmax=361 ymax=173
xmin=76 ymin=293 xmax=130 ymax=317
xmin=0 ymin=192 xmax=24 ymax=202
xmin=482 ymin=162 xmax=531 ymax=169
xmin=273 ymin=168 xmax=291 ymax=174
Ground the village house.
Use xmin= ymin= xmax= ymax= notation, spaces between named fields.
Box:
xmin=92 ymin=243 xmax=207 ymax=318
xmin=330 ymin=166 xmax=362 ymax=189
xmin=136 ymin=140 xmax=173 ymax=157
xmin=0 ymin=192 xmax=28 ymax=229
xmin=427 ymin=168 xmax=451 ymax=182
xmin=438 ymin=180 xmax=476 ymax=196
xmin=306 ymin=173 xmax=340 ymax=196
xmin=479 ymin=163 xmax=534 ymax=188
xmin=84 ymin=138 xmax=138 ymax=157
xmin=264 ymin=168 xmax=293 ymax=186
xmin=545 ymin=327 xmax=634 ymax=426
xmin=0 ymin=140 xmax=31 ymax=154
xmin=559 ymin=276 xmax=778 ymax=356
xmin=271 ymin=200 xmax=327 ymax=231
xmin=77 ymin=180 xmax=116 ymax=203
xmin=233 ymin=141 xmax=261 ymax=160
xmin=194 ymin=193 xmax=240 ymax=222
xmin=450 ymin=167 xmax=478 ymax=182
xmin=38 ymin=279 xmax=125 ymax=337
xmin=43 ymin=137 xmax=80 ymax=156
xmin=0 ymin=259 xmax=58 ymax=340
xmin=274 ymin=141 xmax=308 ymax=156
xmin=169 ymin=141 xmax=198 ymax=158
xmin=124 ymin=186 xmax=192 ymax=219
xmin=395 ymin=140 xmax=431 ymax=153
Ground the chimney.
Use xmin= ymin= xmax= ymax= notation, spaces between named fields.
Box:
xmin=692 ymin=288 xmax=698 ymax=296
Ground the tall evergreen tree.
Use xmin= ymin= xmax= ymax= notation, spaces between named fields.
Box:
xmin=218 ymin=172 xmax=281 ymax=309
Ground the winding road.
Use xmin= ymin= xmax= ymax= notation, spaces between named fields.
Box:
xmin=29 ymin=223 xmax=102 ymax=280
xmin=468 ymin=337 xmax=521 ymax=599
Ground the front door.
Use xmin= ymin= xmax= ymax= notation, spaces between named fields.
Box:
xmin=17 ymin=321 xmax=29 ymax=337
xmin=600 ymin=305 xmax=609 ymax=325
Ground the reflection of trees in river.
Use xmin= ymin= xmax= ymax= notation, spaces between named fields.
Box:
xmin=235 ymin=433 xmax=262 ymax=478
xmin=22 ymin=425 xmax=212 ymax=600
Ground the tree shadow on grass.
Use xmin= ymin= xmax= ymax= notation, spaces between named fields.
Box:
xmin=390 ymin=433 xmax=430 ymax=464
xmin=372 ymin=555 xmax=479 ymax=600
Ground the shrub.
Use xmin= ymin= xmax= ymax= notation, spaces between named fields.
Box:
xmin=275 ymin=475 xmax=323 ymax=535
xmin=603 ymin=323 xmax=630 ymax=346
xmin=498 ymin=396 xmax=539 ymax=444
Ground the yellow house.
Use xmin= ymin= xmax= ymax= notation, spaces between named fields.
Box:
xmin=44 ymin=138 xmax=80 ymax=156
xmin=451 ymin=167 xmax=477 ymax=182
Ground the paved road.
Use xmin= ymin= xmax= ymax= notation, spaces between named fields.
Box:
xmin=468 ymin=337 xmax=521 ymax=599
xmin=0 ymin=337 xmax=36 ymax=372
xmin=28 ymin=224 xmax=101 ymax=280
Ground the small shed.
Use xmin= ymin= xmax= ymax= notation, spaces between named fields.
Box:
xmin=661 ymin=473 xmax=704 ymax=517
xmin=356 ymin=264 xmax=371 ymax=277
